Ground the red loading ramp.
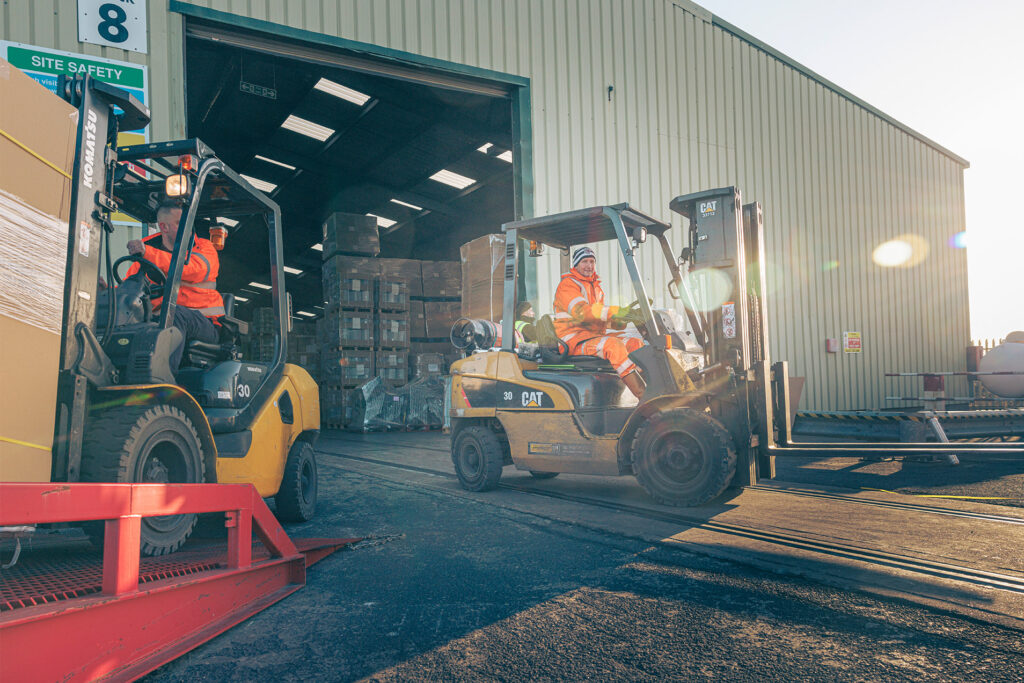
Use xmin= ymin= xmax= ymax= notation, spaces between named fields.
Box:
xmin=0 ymin=483 xmax=356 ymax=682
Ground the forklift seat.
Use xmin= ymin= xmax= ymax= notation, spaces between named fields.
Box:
xmin=183 ymin=293 xmax=248 ymax=369
xmin=534 ymin=314 xmax=615 ymax=372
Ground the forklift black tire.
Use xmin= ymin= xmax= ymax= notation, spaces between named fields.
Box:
xmin=452 ymin=426 xmax=505 ymax=491
xmin=275 ymin=440 xmax=318 ymax=522
xmin=529 ymin=471 xmax=559 ymax=480
xmin=81 ymin=405 xmax=205 ymax=556
xmin=630 ymin=407 xmax=737 ymax=507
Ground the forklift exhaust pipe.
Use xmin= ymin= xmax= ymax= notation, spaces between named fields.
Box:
xmin=450 ymin=318 xmax=500 ymax=353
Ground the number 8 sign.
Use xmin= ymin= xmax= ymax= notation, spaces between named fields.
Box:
xmin=78 ymin=0 xmax=148 ymax=54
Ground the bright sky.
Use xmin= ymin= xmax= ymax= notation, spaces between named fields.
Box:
xmin=694 ymin=0 xmax=1024 ymax=342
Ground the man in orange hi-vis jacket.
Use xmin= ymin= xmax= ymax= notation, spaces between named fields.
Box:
xmin=125 ymin=201 xmax=224 ymax=370
xmin=553 ymin=246 xmax=646 ymax=398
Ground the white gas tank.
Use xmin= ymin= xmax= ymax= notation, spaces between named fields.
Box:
xmin=979 ymin=331 xmax=1024 ymax=398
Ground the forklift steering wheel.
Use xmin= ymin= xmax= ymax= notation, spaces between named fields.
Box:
xmin=112 ymin=253 xmax=166 ymax=290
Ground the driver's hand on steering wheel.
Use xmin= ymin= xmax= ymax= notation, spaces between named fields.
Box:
xmin=127 ymin=239 xmax=145 ymax=256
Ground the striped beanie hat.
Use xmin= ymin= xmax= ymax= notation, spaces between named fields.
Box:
xmin=572 ymin=246 xmax=596 ymax=269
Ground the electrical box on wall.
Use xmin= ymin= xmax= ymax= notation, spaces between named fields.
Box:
xmin=825 ymin=338 xmax=839 ymax=353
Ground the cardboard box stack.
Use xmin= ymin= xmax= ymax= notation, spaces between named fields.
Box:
xmin=460 ymin=234 xmax=506 ymax=322
xmin=322 ymin=212 xmax=379 ymax=259
xmin=0 ymin=58 xmax=78 ymax=482
xmin=412 ymin=261 xmax=462 ymax=372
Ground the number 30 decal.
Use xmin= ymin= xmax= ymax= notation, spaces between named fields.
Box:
xmin=237 ymin=384 xmax=251 ymax=398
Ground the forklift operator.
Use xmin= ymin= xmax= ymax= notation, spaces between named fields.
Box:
xmin=125 ymin=201 xmax=225 ymax=370
xmin=553 ymin=247 xmax=645 ymax=398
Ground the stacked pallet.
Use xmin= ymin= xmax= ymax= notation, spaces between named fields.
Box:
xmin=411 ymin=261 xmax=462 ymax=372
xmin=320 ymin=255 xmax=379 ymax=429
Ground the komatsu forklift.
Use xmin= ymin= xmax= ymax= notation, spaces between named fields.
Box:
xmin=448 ymin=192 xmax=776 ymax=506
xmin=43 ymin=75 xmax=320 ymax=555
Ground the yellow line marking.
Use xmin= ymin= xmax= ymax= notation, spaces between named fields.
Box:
xmin=0 ymin=435 xmax=52 ymax=452
xmin=862 ymin=487 xmax=1017 ymax=500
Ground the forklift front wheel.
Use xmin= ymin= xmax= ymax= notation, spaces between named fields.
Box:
xmin=452 ymin=426 xmax=505 ymax=491
xmin=631 ymin=407 xmax=737 ymax=507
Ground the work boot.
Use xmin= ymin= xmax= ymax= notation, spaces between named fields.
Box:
xmin=622 ymin=370 xmax=645 ymax=399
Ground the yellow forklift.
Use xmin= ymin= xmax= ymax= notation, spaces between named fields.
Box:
xmin=448 ymin=197 xmax=774 ymax=506
xmin=40 ymin=75 xmax=320 ymax=555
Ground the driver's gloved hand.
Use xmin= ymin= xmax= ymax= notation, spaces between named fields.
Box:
xmin=127 ymin=239 xmax=145 ymax=255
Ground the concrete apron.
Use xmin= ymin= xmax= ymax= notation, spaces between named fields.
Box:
xmin=317 ymin=432 xmax=1024 ymax=631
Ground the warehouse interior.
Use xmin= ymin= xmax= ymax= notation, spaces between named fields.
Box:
xmin=183 ymin=25 xmax=517 ymax=319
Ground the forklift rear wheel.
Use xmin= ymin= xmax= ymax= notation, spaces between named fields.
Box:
xmin=529 ymin=471 xmax=559 ymax=480
xmin=630 ymin=408 xmax=737 ymax=507
xmin=275 ymin=440 xmax=318 ymax=522
xmin=452 ymin=426 xmax=505 ymax=491
xmin=81 ymin=405 xmax=205 ymax=556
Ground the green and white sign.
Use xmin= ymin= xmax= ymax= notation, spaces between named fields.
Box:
xmin=0 ymin=41 xmax=147 ymax=126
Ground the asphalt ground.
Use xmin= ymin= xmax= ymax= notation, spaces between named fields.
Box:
xmin=144 ymin=431 xmax=1024 ymax=682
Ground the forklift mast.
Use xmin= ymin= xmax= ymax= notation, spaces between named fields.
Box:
xmin=51 ymin=74 xmax=150 ymax=482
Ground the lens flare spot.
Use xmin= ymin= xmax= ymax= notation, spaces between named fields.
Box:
xmin=872 ymin=234 xmax=929 ymax=268
xmin=948 ymin=231 xmax=967 ymax=249
xmin=681 ymin=268 xmax=734 ymax=312
xmin=822 ymin=260 xmax=840 ymax=272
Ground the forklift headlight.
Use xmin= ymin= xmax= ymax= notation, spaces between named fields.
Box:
xmin=165 ymin=173 xmax=190 ymax=197
xmin=632 ymin=226 xmax=647 ymax=244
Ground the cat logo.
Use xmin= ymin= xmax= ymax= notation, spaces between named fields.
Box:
xmin=699 ymin=200 xmax=717 ymax=217
xmin=521 ymin=391 xmax=544 ymax=407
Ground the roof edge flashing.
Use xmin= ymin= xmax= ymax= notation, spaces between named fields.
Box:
xmin=706 ymin=12 xmax=969 ymax=168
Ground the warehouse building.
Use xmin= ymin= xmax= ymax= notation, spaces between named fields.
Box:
xmin=1 ymin=0 xmax=970 ymax=411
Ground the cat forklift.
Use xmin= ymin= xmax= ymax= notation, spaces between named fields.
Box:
xmin=43 ymin=74 xmax=320 ymax=555
xmin=448 ymin=192 xmax=776 ymax=506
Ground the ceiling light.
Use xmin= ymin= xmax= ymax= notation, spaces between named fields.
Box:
xmin=255 ymin=154 xmax=296 ymax=170
xmin=314 ymin=78 xmax=371 ymax=106
xmin=313 ymin=305 xmax=324 ymax=309
xmin=390 ymin=198 xmax=422 ymax=211
xmin=281 ymin=114 xmax=334 ymax=141
xmin=311 ymin=242 xmax=323 ymax=251
xmin=497 ymin=150 xmax=513 ymax=163
xmin=239 ymin=174 xmax=277 ymax=193
xmin=297 ymin=310 xmax=316 ymax=317
xmin=283 ymin=266 xmax=303 ymax=275
xmin=217 ymin=217 xmax=239 ymax=227
xmin=248 ymin=281 xmax=272 ymax=290
xmin=429 ymin=169 xmax=475 ymax=189
xmin=367 ymin=213 xmax=396 ymax=228
xmin=477 ymin=143 xmax=493 ymax=153
xmin=234 ymin=296 xmax=249 ymax=302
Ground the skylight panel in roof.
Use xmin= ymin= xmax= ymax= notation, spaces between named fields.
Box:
xmin=239 ymin=174 xmax=277 ymax=193
xmin=248 ymin=281 xmax=272 ymax=290
xmin=429 ymin=169 xmax=475 ymax=189
xmin=255 ymin=154 xmax=296 ymax=170
xmin=297 ymin=310 xmax=316 ymax=317
xmin=314 ymin=78 xmax=371 ymax=106
xmin=477 ymin=143 xmax=493 ymax=153
xmin=311 ymin=243 xmax=323 ymax=251
xmin=367 ymin=213 xmax=397 ymax=228
xmin=234 ymin=296 xmax=249 ymax=302
xmin=390 ymin=198 xmax=422 ymax=211
xmin=217 ymin=217 xmax=239 ymax=227
xmin=497 ymin=150 xmax=513 ymax=163
xmin=283 ymin=266 xmax=303 ymax=275
xmin=281 ymin=114 xmax=334 ymax=141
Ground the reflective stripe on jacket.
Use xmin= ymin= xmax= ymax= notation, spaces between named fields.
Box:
xmin=127 ymin=234 xmax=225 ymax=318
xmin=552 ymin=268 xmax=625 ymax=349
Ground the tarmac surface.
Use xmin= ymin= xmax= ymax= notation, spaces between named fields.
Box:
xmin=144 ymin=431 xmax=1024 ymax=682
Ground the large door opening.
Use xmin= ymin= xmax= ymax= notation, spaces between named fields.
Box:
xmin=183 ymin=18 xmax=522 ymax=318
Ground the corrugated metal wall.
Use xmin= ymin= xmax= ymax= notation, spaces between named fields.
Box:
xmin=2 ymin=0 xmax=970 ymax=410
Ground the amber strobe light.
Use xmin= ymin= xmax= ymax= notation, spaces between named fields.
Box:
xmin=209 ymin=225 xmax=228 ymax=250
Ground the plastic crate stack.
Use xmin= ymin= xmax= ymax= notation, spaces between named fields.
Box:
xmin=247 ymin=307 xmax=277 ymax=362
